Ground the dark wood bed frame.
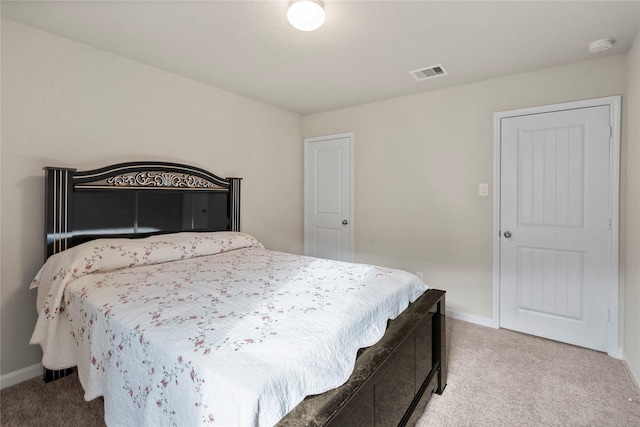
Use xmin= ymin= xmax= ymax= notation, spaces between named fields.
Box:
xmin=41 ymin=161 xmax=446 ymax=426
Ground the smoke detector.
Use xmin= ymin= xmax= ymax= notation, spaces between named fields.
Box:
xmin=588 ymin=38 xmax=615 ymax=53
xmin=410 ymin=64 xmax=447 ymax=81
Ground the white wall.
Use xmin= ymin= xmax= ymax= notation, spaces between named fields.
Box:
xmin=302 ymin=55 xmax=627 ymax=324
xmin=623 ymin=30 xmax=640 ymax=386
xmin=0 ymin=19 xmax=303 ymax=377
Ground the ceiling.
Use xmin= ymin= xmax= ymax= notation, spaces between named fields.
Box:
xmin=2 ymin=1 xmax=639 ymax=115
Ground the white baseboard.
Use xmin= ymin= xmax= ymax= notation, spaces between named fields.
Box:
xmin=0 ymin=363 xmax=42 ymax=390
xmin=446 ymin=310 xmax=494 ymax=328
xmin=621 ymin=357 xmax=640 ymax=395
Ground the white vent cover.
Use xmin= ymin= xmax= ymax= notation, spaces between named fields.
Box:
xmin=410 ymin=64 xmax=447 ymax=81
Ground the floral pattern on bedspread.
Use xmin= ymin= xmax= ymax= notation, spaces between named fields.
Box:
xmin=30 ymin=233 xmax=428 ymax=426
xmin=31 ymin=232 xmax=263 ymax=368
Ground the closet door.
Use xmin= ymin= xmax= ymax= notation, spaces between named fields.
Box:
xmin=499 ymin=104 xmax=614 ymax=352
xmin=304 ymin=133 xmax=353 ymax=262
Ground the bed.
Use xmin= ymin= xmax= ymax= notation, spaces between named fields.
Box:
xmin=31 ymin=161 xmax=446 ymax=426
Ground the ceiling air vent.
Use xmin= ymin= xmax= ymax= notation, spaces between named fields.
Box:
xmin=410 ymin=64 xmax=447 ymax=81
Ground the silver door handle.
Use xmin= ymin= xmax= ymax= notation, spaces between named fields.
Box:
xmin=503 ymin=231 xmax=512 ymax=238
xmin=342 ymin=220 xmax=349 ymax=225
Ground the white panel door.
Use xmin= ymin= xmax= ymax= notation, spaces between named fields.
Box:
xmin=304 ymin=133 xmax=353 ymax=262
xmin=500 ymin=105 xmax=612 ymax=352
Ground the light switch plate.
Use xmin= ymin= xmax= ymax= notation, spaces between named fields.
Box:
xmin=479 ymin=183 xmax=489 ymax=196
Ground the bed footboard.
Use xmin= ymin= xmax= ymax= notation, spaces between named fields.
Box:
xmin=277 ymin=289 xmax=446 ymax=427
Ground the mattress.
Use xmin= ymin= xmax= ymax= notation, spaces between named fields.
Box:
xmin=30 ymin=232 xmax=428 ymax=426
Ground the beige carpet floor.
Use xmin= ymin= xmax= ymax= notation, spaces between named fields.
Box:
xmin=417 ymin=318 xmax=640 ymax=427
xmin=1 ymin=318 xmax=639 ymax=426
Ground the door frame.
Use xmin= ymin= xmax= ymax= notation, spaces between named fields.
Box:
xmin=304 ymin=132 xmax=355 ymax=262
xmin=492 ymin=96 xmax=621 ymax=358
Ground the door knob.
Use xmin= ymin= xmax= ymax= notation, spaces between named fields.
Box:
xmin=503 ymin=231 xmax=512 ymax=238
xmin=342 ymin=220 xmax=349 ymax=225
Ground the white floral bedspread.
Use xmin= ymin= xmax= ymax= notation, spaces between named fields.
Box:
xmin=30 ymin=232 xmax=428 ymax=426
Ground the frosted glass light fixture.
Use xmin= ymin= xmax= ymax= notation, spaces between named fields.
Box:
xmin=287 ymin=0 xmax=325 ymax=32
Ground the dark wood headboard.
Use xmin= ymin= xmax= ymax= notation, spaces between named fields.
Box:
xmin=44 ymin=161 xmax=242 ymax=260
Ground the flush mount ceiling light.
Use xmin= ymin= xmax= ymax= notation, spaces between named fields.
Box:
xmin=588 ymin=38 xmax=615 ymax=53
xmin=287 ymin=0 xmax=325 ymax=32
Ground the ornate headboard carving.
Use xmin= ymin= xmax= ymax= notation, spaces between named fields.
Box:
xmin=44 ymin=162 xmax=241 ymax=259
